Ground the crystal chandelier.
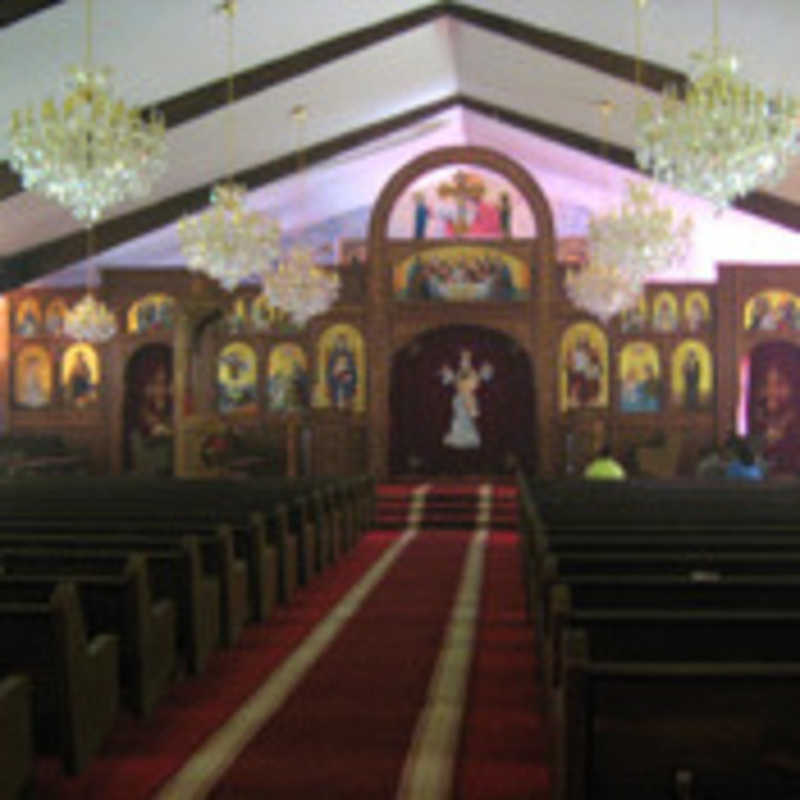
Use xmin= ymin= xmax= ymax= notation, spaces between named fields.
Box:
xmin=588 ymin=181 xmax=693 ymax=285
xmin=636 ymin=0 xmax=799 ymax=209
xmin=8 ymin=0 xmax=166 ymax=223
xmin=64 ymin=251 xmax=117 ymax=343
xmin=178 ymin=0 xmax=279 ymax=291
xmin=64 ymin=292 xmax=118 ymax=343
xmin=179 ymin=182 xmax=281 ymax=291
xmin=260 ymin=245 xmax=341 ymax=328
xmin=564 ymin=262 xmax=643 ymax=325
xmin=256 ymin=105 xmax=341 ymax=326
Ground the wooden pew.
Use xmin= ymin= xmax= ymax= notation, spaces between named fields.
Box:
xmin=556 ymin=616 xmax=800 ymax=800
xmin=0 ymin=582 xmax=119 ymax=774
xmin=0 ymin=534 xmax=218 ymax=675
xmin=0 ymin=472 xmax=372 ymax=606
xmin=528 ymin=478 xmax=800 ymax=528
xmin=546 ymin=550 xmax=800 ymax=578
xmin=0 ymin=551 xmax=176 ymax=717
xmin=0 ymin=517 xmax=245 ymax=648
xmin=541 ymin=576 xmax=800 ymax=700
xmin=0 ymin=674 xmax=34 ymax=800
xmin=0 ymin=479 xmax=303 ymax=610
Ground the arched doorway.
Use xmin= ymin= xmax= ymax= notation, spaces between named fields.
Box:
xmin=745 ymin=340 xmax=800 ymax=474
xmin=389 ymin=325 xmax=536 ymax=476
xmin=123 ymin=343 xmax=173 ymax=474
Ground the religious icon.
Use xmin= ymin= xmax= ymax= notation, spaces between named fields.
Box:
xmin=498 ymin=192 xmax=512 ymax=237
xmin=267 ymin=344 xmax=309 ymax=412
xmin=14 ymin=345 xmax=51 ymax=408
xmin=15 ymin=298 xmax=42 ymax=338
xmin=127 ymin=294 xmax=175 ymax=333
xmin=226 ymin=297 xmax=249 ymax=335
xmin=684 ymin=290 xmax=711 ymax=333
xmin=438 ymin=170 xmax=505 ymax=237
xmin=744 ymin=290 xmax=800 ymax=333
xmin=387 ymin=164 xmax=536 ymax=240
xmin=326 ymin=335 xmax=357 ymax=410
xmin=619 ymin=342 xmax=662 ymax=413
xmin=314 ymin=324 xmax=366 ymax=412
xmin=61 ymin=343 xmax=100 ymax=408
xmin=749 ymin=353 xmax=800 ymax=474
xmin=250 ymin=295 xmax=273 ymax=332
xmin=413 ymin=191 xmax=430 ymax=239
xmin=394 ymin=246 xmax=528 ymax=302
xmin=652 ymin=291 xmax=678 ymax=333
xmin=141 ymin=369 xmax=172 ymax=440
xmin=559 ymin=322 xmax=609 ymax=412
xmin=45 ymin=298 xmax=68 ymax=337
xmin=620 ymin=295 xmax=647 ymax=334
xmin=439 ymin=349 xmax=493 ymax=449
xmin=217 ymin=342 xmax=258 ymax=414
xmin=671 ymin=340 xmax=713 ymax=410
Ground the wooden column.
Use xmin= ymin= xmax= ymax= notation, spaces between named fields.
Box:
xmin=0 ymin=297 xmax=10 ymax=434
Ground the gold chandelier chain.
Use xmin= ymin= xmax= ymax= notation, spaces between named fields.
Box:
xmin=222 ymin=0 xmax=237 ymax=184
xmin=634 ymin=0 xmax=643 ymax=91
xmin=85 ymin=0 xmax=93 ymax=68
xmin=712 ymin=0 xmax=720 ymax=57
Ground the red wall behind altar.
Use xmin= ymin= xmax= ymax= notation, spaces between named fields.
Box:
xmin=389 ymin=325 xmax=536 ymax=475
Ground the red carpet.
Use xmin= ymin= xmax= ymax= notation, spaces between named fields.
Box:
xmin=453 ymin=530 xmax=551 ymax=798
xmin=34 ymin=532 xmax=399 ymax=799
xmin=34 ymin=483 xmax=550 ymax=799
xmin=209 ymin=530 xmax=473 ymax=797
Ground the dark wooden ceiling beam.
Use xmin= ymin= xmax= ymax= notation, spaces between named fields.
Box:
xmin=447 ymin=3 xmax=686 ymax=94
xmin=0 ymin=95 xmax=462 ymax=291
xmin=0 ymin=0 xmax=63 ymax=28
xmin=460 ymin=95 xmax=800 ymax=231
xmin=0 ymin=1 xmax=685 ymax=202
xmin=3 ymin=91 xmax=798 ymax=292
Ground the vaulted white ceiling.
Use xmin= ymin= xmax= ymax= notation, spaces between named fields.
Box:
xmin=1 ymin=0 xmax=798 ymax=288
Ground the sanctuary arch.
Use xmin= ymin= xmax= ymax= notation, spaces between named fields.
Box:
xmin=366 ymin=146 xmax=556 ymax=478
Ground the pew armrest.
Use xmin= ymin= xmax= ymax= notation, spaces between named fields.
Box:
xmin=0 ymin=674 xmax=34 ymax=800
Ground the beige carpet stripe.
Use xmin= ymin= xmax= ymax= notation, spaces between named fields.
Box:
xmin=395 ymin=483 xmax=492 ymax=800
xmin=155 ymin=482 xmax=430 ymax=800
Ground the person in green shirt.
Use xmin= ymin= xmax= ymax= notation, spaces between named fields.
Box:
xmin=584 ymin=444 xmax=627 ymax=480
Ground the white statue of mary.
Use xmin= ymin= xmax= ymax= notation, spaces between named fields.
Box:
xmin=440 ymin=349 xmax=493 ymax=449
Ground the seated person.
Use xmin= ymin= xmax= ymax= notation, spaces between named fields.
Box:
xmin=725 ymin=437 xmax=764 ymax=481
xmin=584 ymin=444 xmax=626 ymax=480
xmin=695 ymin=445 xmax=727 ymax=479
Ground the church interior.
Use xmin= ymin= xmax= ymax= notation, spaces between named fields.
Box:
xmin=1 ymin=1 xmax=800 ymax=798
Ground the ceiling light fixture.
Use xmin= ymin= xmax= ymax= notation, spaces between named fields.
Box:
xmin=178 ymin=0 xmax=281 ymax=291
xmin=64 ymin=229 xmax=118 ymax=343
xmin=636 ymin=0 xmax=799 ymax=209
xmin=8 ymin=0 xmax=166 ymax=224
xmin=258 ymin=104 xmax=340 ymax=327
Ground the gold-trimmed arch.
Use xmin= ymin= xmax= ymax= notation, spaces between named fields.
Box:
xmin=559 ymin=321 xmax=609 ymax=412
xmin=619 ymin=340 xmax=662 ymax=413
xmin=671 ymin=339 xmax=713 ymax=410
xmin=216 ymin=341 xmax=258 ymax=415
xmin=744 ymin=288 xmax=800 ymax=332
xmin=61 ymin=342 xmax=100 ymax=407
xmin=314 ymin=323 xmax=366 ymax=412
xmin=15 ymin=297 xmax=41 ymax=337
xmin=267 ymin=343 xmax=309 ymax=411
xmin=14 ymin=344 xmax=51 ymax=408
xmin=45 ymin=297 xmax=69 ymax=336
xmin=127 ymin=293 xmax=176 ymax=334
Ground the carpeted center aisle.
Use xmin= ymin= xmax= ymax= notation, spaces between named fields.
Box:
xmin=35 ymin=482 xmax=550 ymax=799
xmin=206 ymin=503 xmax=476 ymax=796
xmin=453 ymin=526 xmax=551 ymax=798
